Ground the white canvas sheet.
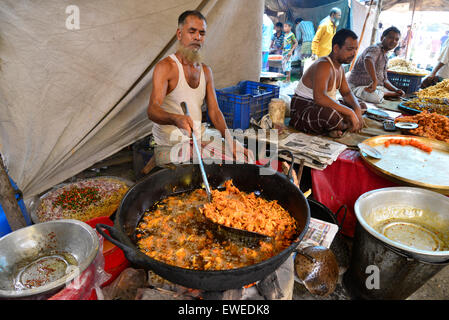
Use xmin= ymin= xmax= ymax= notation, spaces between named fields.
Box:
xmin=0 ymin=0 xmax=264 ymax=199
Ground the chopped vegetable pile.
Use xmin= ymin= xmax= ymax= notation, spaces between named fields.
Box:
xmin=53 ymin=186 xmax=101 ymax=210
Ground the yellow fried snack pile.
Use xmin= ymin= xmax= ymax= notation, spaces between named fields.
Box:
xmin=417 ymin=79 xmax=449 ymax=99
xmin=388 ymin=58 xmax=428 ymax=76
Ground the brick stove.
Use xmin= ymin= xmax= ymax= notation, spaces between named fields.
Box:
xmin=134 ymin=255 xmax=295 ymax=300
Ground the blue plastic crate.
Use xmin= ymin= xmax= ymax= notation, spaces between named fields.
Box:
xmin=387 ymin=72 xmax=424 ymax=94
xmin=212 ymin=80 xmax=280 ymax=129
xmin=0 ymin=177 xmax=32 ymax=237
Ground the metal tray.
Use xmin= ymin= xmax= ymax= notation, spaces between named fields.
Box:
xmin=398 ymin=102 xmax=449 ymax=118
xmin=360 ymin=135 xmax=449 ymax=195
xmin=398 ymin=102 xmax=422 ymax=115
xmin=29 ymin=176 xmax=135 ymax=224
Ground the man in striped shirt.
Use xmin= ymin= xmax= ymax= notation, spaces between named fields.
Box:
xmin=295 ymin=18 xmax=315 ymax=59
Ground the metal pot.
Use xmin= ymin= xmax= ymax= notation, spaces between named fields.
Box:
xmin=353 ymin=187 xmax=449 ymax=263
xmin=97 ymin=160 xmax=310 ymax=291
xmin=0 ymin=220 xmax=99 ymax=299
xmin=344 ymin=187 xmax=449 ymax=300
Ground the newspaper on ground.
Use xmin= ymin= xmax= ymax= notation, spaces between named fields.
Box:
xmin=298 ymin=217 xmax=339 ymax=250
xmin=230 ymin=129 xmax=347 ymax=170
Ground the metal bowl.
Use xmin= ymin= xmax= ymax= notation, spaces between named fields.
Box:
xmin=354 ymin=187 xmax=449 ymax=263
xmin=0 ymin=220 xmax=99 ymax=299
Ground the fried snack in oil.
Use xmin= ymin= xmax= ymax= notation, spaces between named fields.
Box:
xmin=136 ymin=180 xmax=298 ymax=271
xmin=201 ymin=180 xmax=297 ymax=239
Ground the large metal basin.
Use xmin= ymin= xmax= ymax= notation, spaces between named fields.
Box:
xmin=0 ymin=220 xmax=99 ymax=299
xmin=354 ymin=187 xmax=449 ymax=263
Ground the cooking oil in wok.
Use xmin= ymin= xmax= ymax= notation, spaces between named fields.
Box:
xmin=13 ymin=251 xmax=78 ymax=290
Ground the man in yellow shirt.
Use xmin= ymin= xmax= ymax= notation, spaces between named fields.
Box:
xmin=311 ymin=8 xmax=341 ymax=58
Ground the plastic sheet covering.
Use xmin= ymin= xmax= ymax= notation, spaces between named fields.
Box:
xmin=351 ymin=0 xmax=377 ymax=54
xmin=0 ymin=0 xmax=264 ymax=199
xmin=49 ymin=234 xmax=111 ymax=300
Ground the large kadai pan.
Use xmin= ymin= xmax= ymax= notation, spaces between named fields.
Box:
xmin=97 ymin=161 xmax=310 ymax=291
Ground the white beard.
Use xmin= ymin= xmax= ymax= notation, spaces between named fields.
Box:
xmin=176 ymin=42 xmax=203 ymax=64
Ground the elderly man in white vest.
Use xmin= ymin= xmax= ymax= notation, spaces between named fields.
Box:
xmin=147 ymin=10 xmax=253 ymax=168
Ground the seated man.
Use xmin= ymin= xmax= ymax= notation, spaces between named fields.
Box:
xmin=147 ymin=10 xmax=252 ymax=168
xmin=347 ymin=26 xmax=405 ymax=103
xmin=289 ymin=29 xmax=366 ymax=138
xmin=421 ymin=36 xmax=449 ymax=88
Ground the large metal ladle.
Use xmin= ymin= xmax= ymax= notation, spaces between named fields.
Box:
xmin=180 ymin=101 xmax=212 ymax=202
xmin=180 ymin=101 xmax=271 ymax=246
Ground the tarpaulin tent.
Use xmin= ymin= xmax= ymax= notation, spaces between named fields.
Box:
xmin=351 ymin=0 xmax=378 ymax=54
xmin=0 ymin=0 xmax=264 ymax=199
xmin=383 ymin=0 xmax=449 ymax=11
xmin=265 ymin=0 xmax=351 ymax=31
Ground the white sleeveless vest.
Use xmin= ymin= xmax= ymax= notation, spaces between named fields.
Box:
xmin=152 ymin=54 xmax=206 ymax=146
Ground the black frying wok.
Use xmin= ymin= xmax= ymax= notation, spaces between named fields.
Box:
xmin=97 ymin=157 xmax=310 ymax=291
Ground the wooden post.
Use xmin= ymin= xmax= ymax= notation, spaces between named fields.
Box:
xmin=370 ymin=0 xmax=383 ymax=45
xmin=349 ymin=0 xmax=375 ymax=71
xmin=0 ymin=154 xmax=27 ymax=231
xmin=405 ymin=0 xmax=417 ymax=59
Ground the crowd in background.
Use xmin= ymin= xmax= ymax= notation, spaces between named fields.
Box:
xmin=262 ymin=8 xmax=343 ymax=81
xmin=262 ymin=9 xmax=449 ymax=84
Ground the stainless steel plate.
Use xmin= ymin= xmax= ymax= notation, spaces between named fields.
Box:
xmin=395 ymin=122 xmax=419 ymax=130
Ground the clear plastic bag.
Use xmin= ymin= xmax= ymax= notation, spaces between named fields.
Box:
xmin=48 ymin=234 xmax=111 ymax=300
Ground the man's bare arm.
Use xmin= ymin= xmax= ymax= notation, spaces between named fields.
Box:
xmin=430 ymin=62 xmax=445 ymax=78
xmin=339 ymin=73 xmax=364 ymax=124
xmin=340 ymin=73 xmax=363 ymax=112
xmin=383 ymin=78 xmax=401 ymax=92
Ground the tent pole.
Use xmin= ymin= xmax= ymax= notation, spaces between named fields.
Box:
xmin=405 ymin=0 xmax=417 ymax=59
xmin=0 ymin=155 xmax=27 ymax=231
xmin=349 ymin=0 xmax=375 ymax=71
xmin=370 ymin=0 xmax=383 ymax=45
